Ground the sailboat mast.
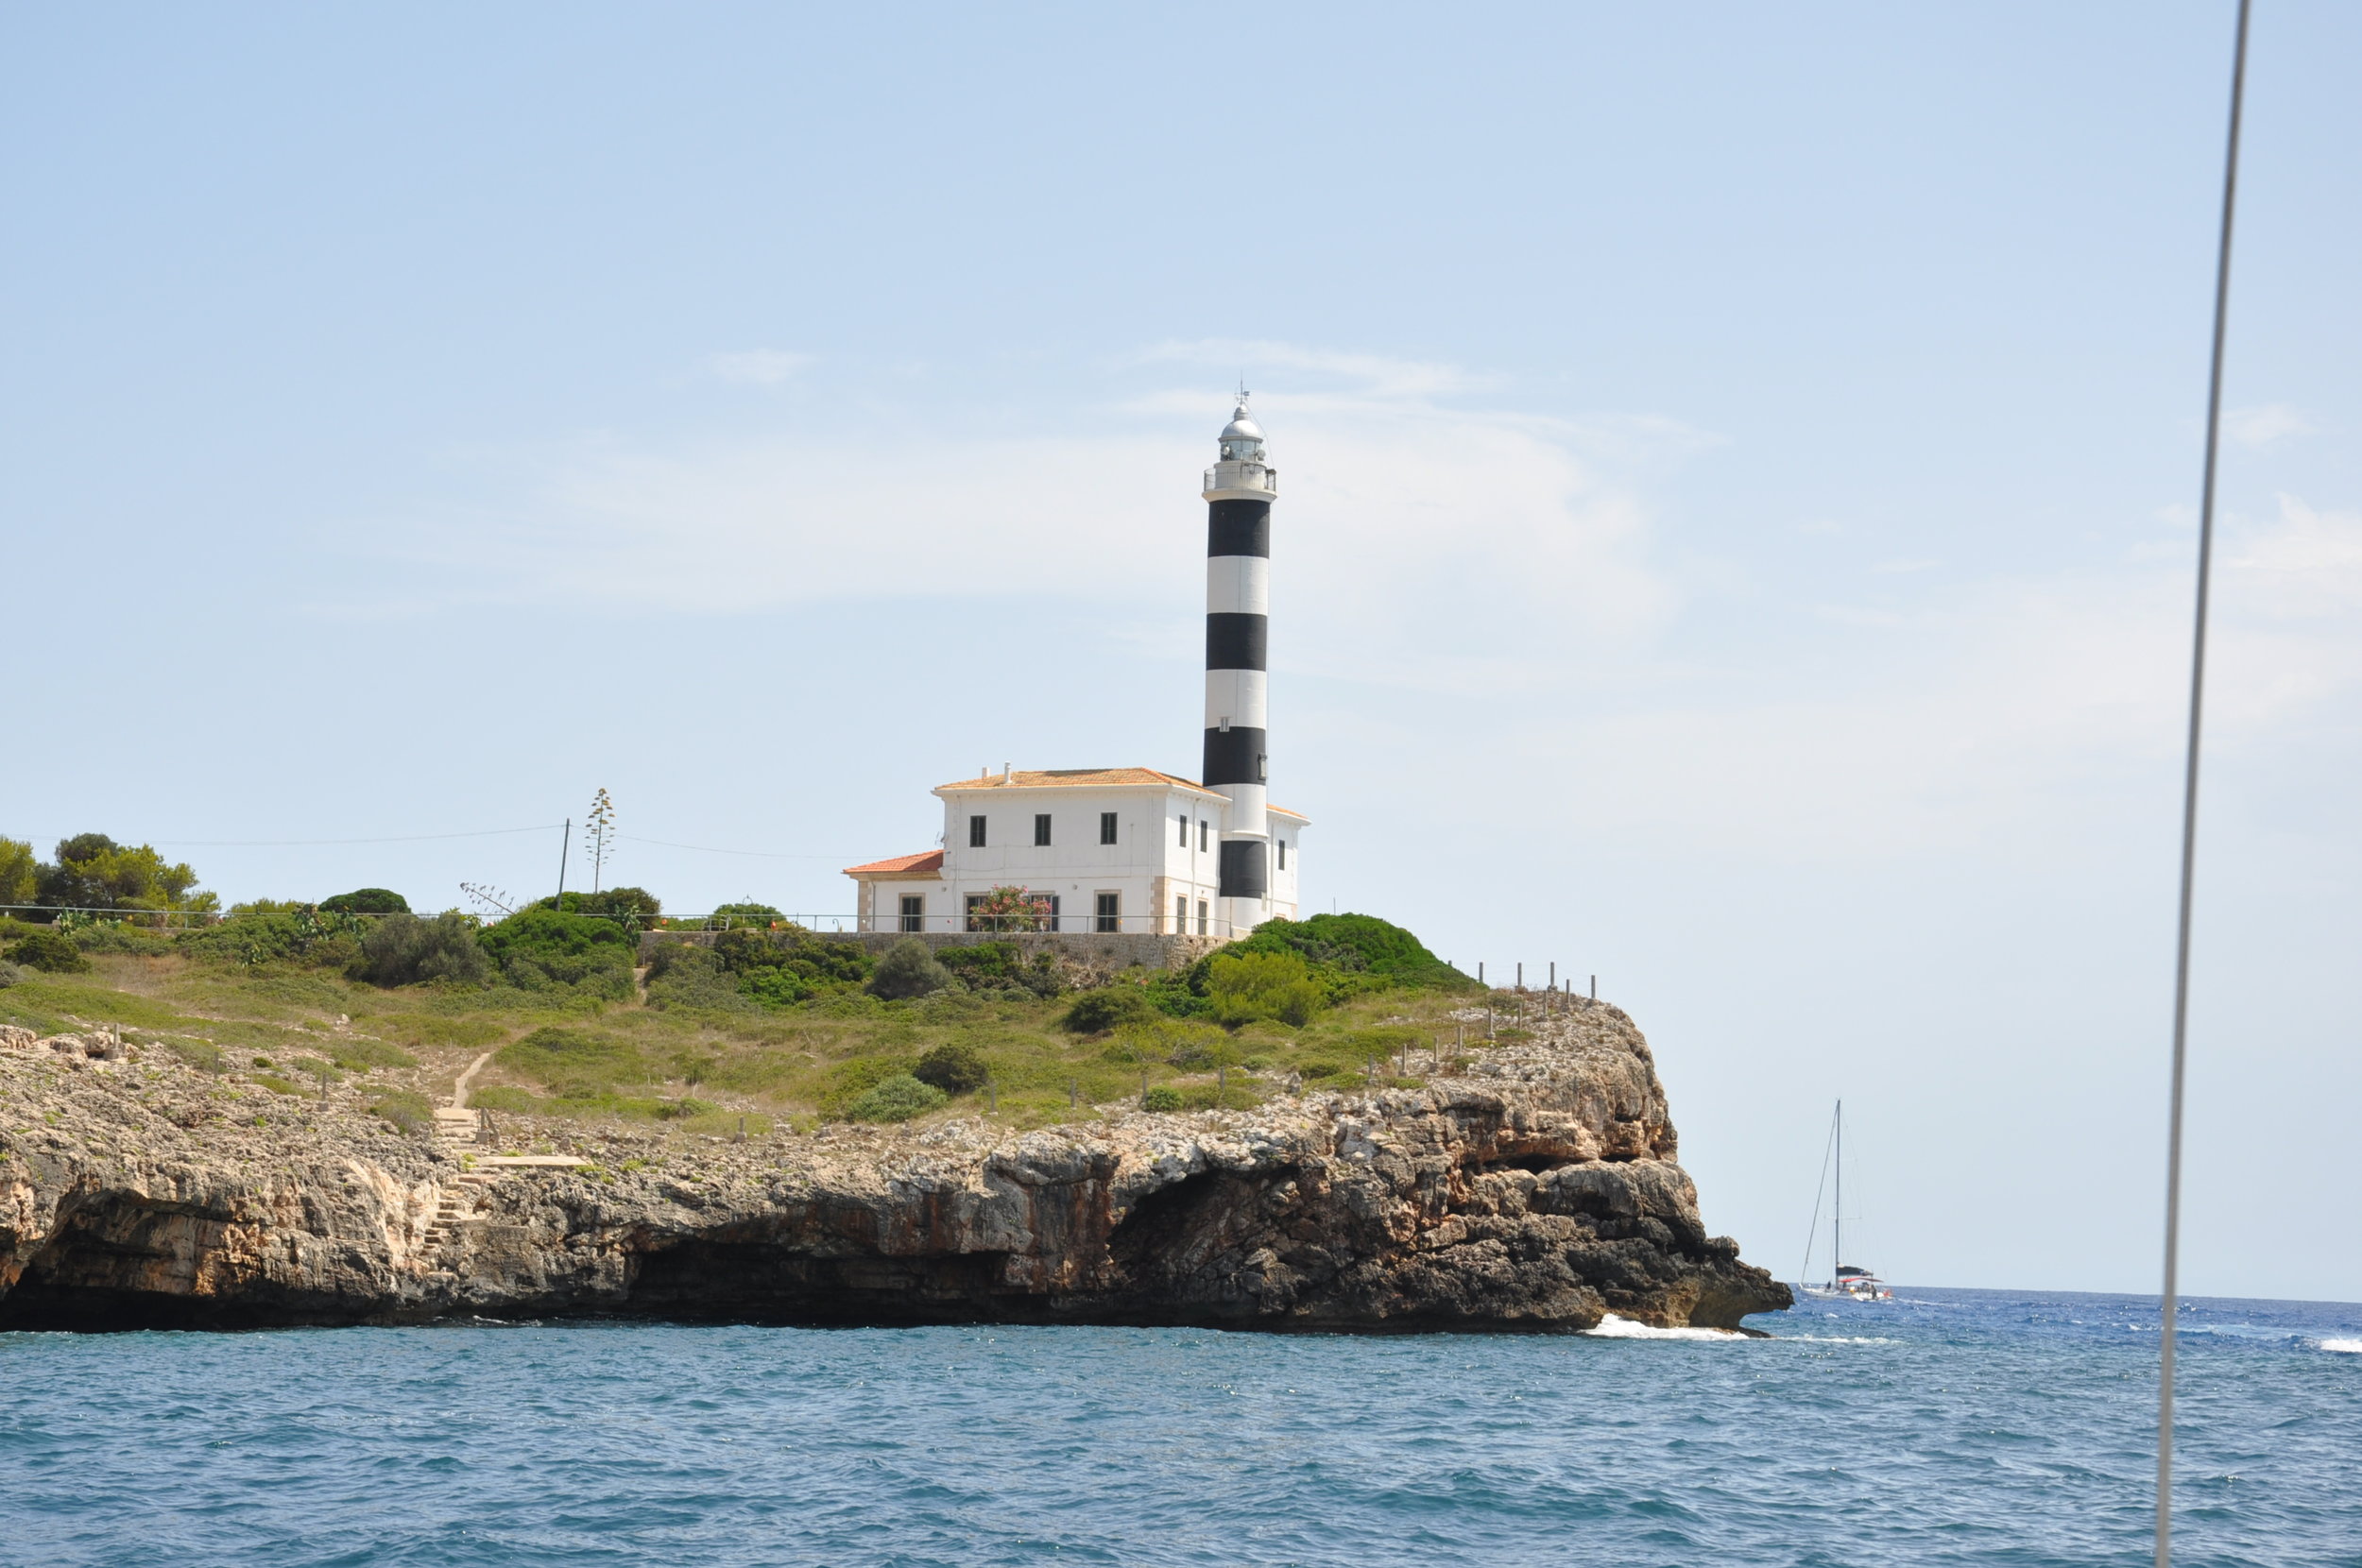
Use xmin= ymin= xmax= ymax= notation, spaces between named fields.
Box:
xmin=1833 ymin=1099 xmax=1843 ymax=1282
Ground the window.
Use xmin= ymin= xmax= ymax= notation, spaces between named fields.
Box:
xmin=899 ymin=895 xmax=923 ymax=934
xmin=1198 ymin=820 xmax=1209 ymax=853
xmin=968 ymin=815 xmax=986 ymax=848
xmin=1035 ymin=813 xmax=1052 ymax=846
xmin=1276 ymin=839 xmax=1287 ymax=871
xmin=1174 ymin=895 xmax=1187 ymax=932
xmin=1045 ymin=894 xmax=1062 ymax=932
xmin=1195 ymin=899 xmax=1208 ymax=936
xmin=1100 ymin=811 xmax=1118 ymax=845
xmin=1177 ymin=813 xmax=1189 ymax=847
xmin=964 ymin=893 xmax=985 ymax=932
xmin=1094 ymin=893 xmax=1120 ymax=933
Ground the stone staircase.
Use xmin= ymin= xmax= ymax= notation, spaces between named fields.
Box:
xmin=419 ymin=1050 xmax=587 ymax=1253
xmin=423 ymin=1108 xmax=497 ymax=1250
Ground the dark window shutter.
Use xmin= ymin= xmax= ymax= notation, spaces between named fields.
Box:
xmin=1035 ymin=813 xmax=1052 ymax=846
xmin=1100 ymin=811 xmax=1118 ymax=844
xmin=969 ymin=815 xmax=986 ymax=847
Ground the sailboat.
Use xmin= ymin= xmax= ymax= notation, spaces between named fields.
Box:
xmin=1798 ymin=1099 xmax=1893 ymax=1302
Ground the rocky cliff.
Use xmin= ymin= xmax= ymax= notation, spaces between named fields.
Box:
xmin=0 ymin=1004 xmax=1789 ymax=1333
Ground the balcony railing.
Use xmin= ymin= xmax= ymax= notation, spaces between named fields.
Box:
xmin=1203 ymin=463 xmax=1277 ymax=496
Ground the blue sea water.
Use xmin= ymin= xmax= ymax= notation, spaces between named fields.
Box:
xmin=3 ymin=1288 xmax=2357 ymax=1567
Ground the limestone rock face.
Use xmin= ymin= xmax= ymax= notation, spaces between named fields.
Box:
xmin=0 ymin=1003 xmax=1790 ymax=1332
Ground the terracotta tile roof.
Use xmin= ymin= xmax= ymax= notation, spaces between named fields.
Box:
xmin=935 ymin=766 xmax=1213 ymax=793
xmin=842 ymin=850 xmax=944 ymax=877
xmin=933 ymin=766 xmax=1308 ymax=821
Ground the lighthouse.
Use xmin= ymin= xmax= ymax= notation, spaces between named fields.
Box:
xmin=844 ymin=396 xmax=1306 ymax=943
xmin=1201 ymin=395 xmax=1277 ymax=932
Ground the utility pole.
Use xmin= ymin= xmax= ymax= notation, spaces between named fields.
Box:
xmin=554 ymin=819 xmax=571 ymax=912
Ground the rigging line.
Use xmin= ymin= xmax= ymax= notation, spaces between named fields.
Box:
xmin=2160 ymin=5 xmax=2250 ymax=1566
xmin=617 ymin=834 xmax=864 ymax=861
xmin=13 ymin=826 xmax=563 ymax=847
xmin=1798 ymin=1101 xmax=1839 ymax=1289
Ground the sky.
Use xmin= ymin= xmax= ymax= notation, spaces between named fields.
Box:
xmin=4 ymin=3 xmax=2357 ymax=1301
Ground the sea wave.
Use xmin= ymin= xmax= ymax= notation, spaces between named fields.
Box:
xmin=2317 ymin=1337 xmax=2362 ymax=1355
xmin=1782 ymin=1335 xmax=1897 ymax=1345
xmin=1583 ymin=1314 xmax=1744 ymax=1341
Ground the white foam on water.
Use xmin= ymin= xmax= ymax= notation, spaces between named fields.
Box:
xmin=1582 ymin=1314 xmax=1746 ymax=1342
xmin=1784 ymin=1335 xmax=1898 ymax=1345
xmin=2316 ymin=1337 xmax=2362 ymax=1355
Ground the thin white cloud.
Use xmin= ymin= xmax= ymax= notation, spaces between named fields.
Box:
xmin=707 ymin=349 xmax=814 ymax=386
xmin=340 ymin=374 xmax=1682 ymax=694
xmin=2223 ymin=403 xmax=2316 ymax=448
xmin=322 ymin=349 xmax=2361 ymax=871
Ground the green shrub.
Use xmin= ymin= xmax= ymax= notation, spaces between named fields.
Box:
xmin=817 ymin=1054 xmax=917 ymax=1116
xmin=6 ymin=929 xmax=90 ymax=974
xmin=935 ymin=941 xmax=1063 ymax=998
xmin=707 ymin=901 xmax=785 ymax=929
xmin=251 ymin=1072 xmax=310 ymax=1097
xmin=1340 ymin=1026 xmax=1425 ymax=1067
xmin=1141 ymin=1085 xmax=1184 ymax=1113
xmin=479 ymin=908 xmax=628 ymax=963
xmin=709 ymin=927 xmax=871 ymax=1010
xmin=1062 ymin=985 xmax=1157 ymax=1033
xmin=1204 ymin=950 xmax=1322 ymax=1028
xmin=1226 ymin=912 xmax=1471 ymax=992
xmin=846 ymin=1073 xmax=947 ymax=1123
xmin=541 ymin=888 xmax=661 ymax=929
xmin=869 ymin=939 xmax=951 ymax=1000
xmin=178 ymin=913 xmax=302 ymax=967
xmin=71 ymin=922 xmax=175 ymax=957
xmin=472 ymin=909 xmax=631 ymax=997
xmin=643 ymin=942 xmax=758 ymax=1013
xmin=320 ymin=888 xmax=409 ymax=914
xmin=351 ymin=912 xmax=489 ymax=987
xmin=1177 ymin=1081 xmax=1259 ymax=1111
xmin=0 ymin=961 xmax=23 ymax=988
xmin=1102 ymin=1016 xmax=1229 ymax=1065
xmin=913 ymin=1041 xmax=988 ymax=1094
xmin=468 ymin=1084 xmax=538 ymax=1114
xmin=368 ymin=1088 xmax=435 ymax=1133
xmin=655 ymin=1097 xmax=717 ymax=1121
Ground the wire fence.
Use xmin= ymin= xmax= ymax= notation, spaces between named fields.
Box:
xmin=4 ymin=905 xmax=1604 ymax=1000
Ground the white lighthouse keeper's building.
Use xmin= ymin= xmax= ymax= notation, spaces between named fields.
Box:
xmin=847 ymin=399 xmax=1308 ymax=939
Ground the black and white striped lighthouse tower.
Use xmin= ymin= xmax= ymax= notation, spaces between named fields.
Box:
xmin=1201 ymin=395 xmax=1276 ymax=933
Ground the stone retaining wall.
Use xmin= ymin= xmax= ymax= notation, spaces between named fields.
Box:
xmin=636 ymin=929 xmax=1224 ymax=972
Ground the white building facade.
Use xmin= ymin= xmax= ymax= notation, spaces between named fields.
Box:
xmin=847 ymin=399 xmax=1309 ymax=940
xmin=846 ymin=767 xmax=1307 ymax=938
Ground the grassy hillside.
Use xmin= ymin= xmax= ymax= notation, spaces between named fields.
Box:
xmin=1 ymin=911 xmax=1503 ymax=1139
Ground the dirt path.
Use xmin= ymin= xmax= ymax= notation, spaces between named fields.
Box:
xmin=450 ymin=1048 xmax=499 ymax=1110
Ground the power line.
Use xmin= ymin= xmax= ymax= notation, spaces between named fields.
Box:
xmin=618 ymin=834 xmax=862 ymax=861
xmin=10 ymin=826 xmax=562 ymax=848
